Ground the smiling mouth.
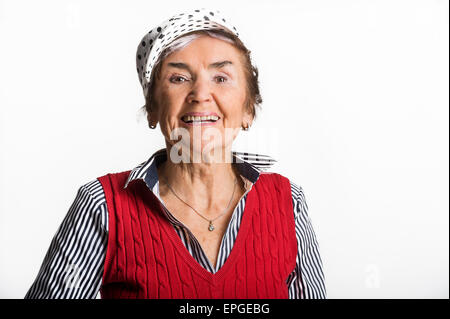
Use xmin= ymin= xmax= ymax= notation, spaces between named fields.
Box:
xmin=181 ymin=115 xmax=220 ymax=124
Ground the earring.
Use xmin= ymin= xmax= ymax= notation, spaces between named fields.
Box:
xmin=149 ymin=123 xmax=157 ymax=129
xmin=242 ymin=123 xmax=250 ymax=131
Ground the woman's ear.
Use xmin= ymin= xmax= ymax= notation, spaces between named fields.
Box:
xmin=147 ymin=103 xmax=159 ymax=128
xmin=145 ymin=84 xmax=160 ymax=127
xmin=242 ymin=109 xmax=253 ymax=128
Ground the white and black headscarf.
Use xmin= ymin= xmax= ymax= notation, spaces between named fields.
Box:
xmin=136 ymin=7 xmax=241 ymax=99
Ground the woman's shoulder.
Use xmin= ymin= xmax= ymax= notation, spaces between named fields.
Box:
xmin=95 ymin=169 xmax=133 ymax=181
xmin=65 ymin=178 xmax=109 ymax=232
xmin=259 ymin=171 xmax=303 ymax=189
xmin=76 ymin=177 xmax=108 ymax=203
xmin=259 ymin=172 xmax=307 ymax=203
xmin=76 ymin=169 xmax=131 ymax=208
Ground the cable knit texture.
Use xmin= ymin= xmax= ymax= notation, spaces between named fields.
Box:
xmin=97 ymin=170 xmax=298 ymax=299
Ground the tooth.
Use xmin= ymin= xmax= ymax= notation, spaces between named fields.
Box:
xmin=201 ymin=116 xmax=207 ymax=121
xmin=194 ymin=116 xmax=201 ymax=121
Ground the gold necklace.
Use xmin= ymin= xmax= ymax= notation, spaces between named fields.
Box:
xmin=161 ymin=175 xmax=238 ymax=231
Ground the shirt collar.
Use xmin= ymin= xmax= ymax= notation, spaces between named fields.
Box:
xmin=123 ymin=147 xmax=277 ymax=190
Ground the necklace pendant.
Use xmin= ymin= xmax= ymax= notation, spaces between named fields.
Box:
xmin=208 ymin=221 xmax=215 ymax=231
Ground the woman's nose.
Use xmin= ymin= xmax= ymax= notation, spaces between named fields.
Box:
xmin=187 ymin=76 xmax=212 ymax=104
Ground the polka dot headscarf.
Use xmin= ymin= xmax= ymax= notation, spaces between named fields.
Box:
xmin=136 ymin=8 xmax=240 ymax=99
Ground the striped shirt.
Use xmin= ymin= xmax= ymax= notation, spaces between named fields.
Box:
xmin=25 ymin=149 xmax=326 ymax=299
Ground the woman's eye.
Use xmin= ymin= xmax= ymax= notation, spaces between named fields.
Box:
xmin=215 ymin=76 xmax=228 ymax=83
xmin=169 ymin=76 xmax=188 ymax=83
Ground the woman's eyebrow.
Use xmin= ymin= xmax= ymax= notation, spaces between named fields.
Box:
xmin=209 ymin=60 xmax=233 ymax=69
xmin=167 ymin=60 xmax=233 ymax=72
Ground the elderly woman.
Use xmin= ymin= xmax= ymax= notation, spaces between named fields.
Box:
xmin=25 ymin=8 xmax=325 ymax=299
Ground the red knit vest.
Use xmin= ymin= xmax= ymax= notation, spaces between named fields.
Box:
xmin=97 ymin=171 xmax=298 ymax=299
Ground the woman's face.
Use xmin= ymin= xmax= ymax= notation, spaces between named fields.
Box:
xmin=149 ymin=35 xmax=252 ymax=159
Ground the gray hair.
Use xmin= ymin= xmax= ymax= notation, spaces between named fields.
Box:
xmin=157 ymin=31 xmax=235 ymax=66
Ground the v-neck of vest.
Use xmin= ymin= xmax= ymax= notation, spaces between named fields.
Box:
xmin=155 ymin=178 xmax=258 ymax=285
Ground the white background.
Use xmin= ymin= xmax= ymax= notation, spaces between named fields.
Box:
xmin=0 ymin=0 xmax=448 ymax=299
